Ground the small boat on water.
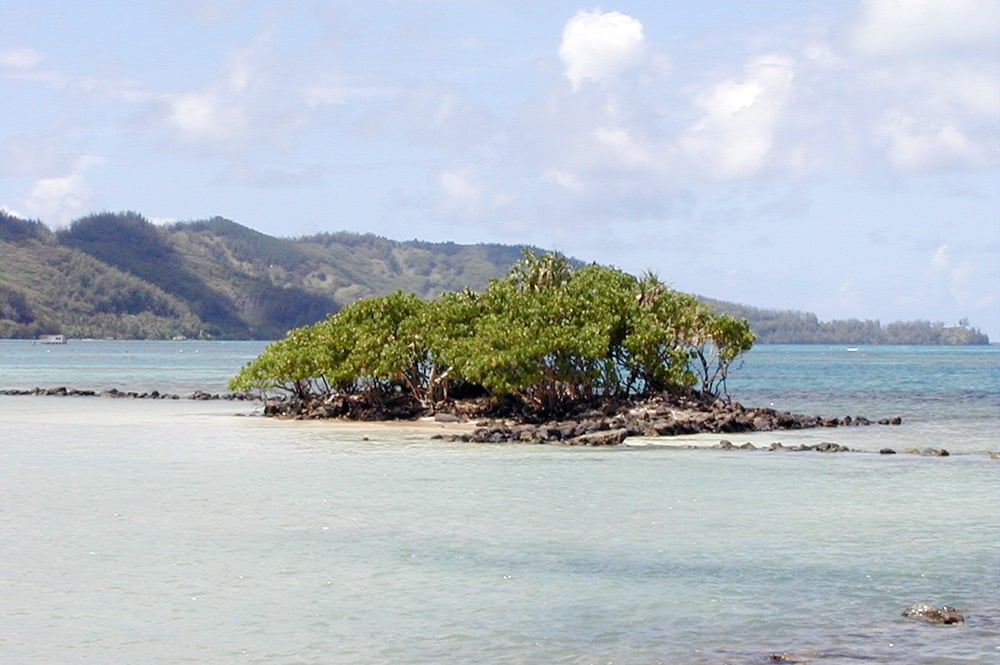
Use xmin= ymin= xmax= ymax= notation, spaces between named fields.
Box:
xmin=38 ymin=334 xmax=67 ymax=345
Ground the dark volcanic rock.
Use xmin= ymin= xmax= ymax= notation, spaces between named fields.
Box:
xmin=4 ymin=385 xmax=903 ymax=451
xmin=568 ymin=428 xmax=629 ymax=446
xmin=814 ymin=441 xmax=850 ymax=453
xmin=902 ymin=603 xmax=965 ymax=625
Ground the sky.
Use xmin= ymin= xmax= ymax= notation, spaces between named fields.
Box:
xmin=2 ymin=1 xmax=998 ymax=338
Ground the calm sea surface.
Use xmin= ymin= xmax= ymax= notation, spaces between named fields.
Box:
xmin=0 ymin=341 xmax=997 ymax=664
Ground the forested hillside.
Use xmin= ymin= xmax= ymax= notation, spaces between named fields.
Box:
xmin=0 ymin=211 xmax=530 ymax=339
xmin=0 ymin=210 xmax=990 ymax=344
xmin=705 ymin=299 xmax=989 ymax=345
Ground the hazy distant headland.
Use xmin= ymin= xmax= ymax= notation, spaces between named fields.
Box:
xmin=0 ymin=210 xmax=989 ymax=345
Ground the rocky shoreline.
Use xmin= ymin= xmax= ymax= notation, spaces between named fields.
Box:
xmin=256 ymin=389 xmax=927 ymax=452
xmin=435 ymin=394 xmax=904 ymax=447
xmin=0 ymin=386 xmax=254 ymax=401
xmin=4 ymin=385 xmax=981 ymax=457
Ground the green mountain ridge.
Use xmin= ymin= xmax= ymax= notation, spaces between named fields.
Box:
xmin=0 ymin=210 xmax=535 ymax=339
xmin=0 ymin=210 xmax=989 ymax=344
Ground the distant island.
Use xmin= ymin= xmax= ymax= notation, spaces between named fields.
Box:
xmin=704 ymin=299 xmax=989 ymax=345
xmin=0 ymin=209 xmax=989 ymax=345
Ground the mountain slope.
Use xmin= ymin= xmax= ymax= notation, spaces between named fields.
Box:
xmin=0 ymin=210 xmax=989 ymax=343
xmin=0 ymin=219 xmax=202 ymax=339
xmin=1 ymin=211 xmax=533 ymax=339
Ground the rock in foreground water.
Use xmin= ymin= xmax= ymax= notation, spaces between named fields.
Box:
xmin=902 ymin=603 xmax=965 ymax=624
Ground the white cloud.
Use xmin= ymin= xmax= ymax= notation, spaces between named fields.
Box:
xmin=437 ymin=164 xmax=512 ymax=220
xmin=543 ymin=169 xmax=584 ymax=192
xmin=148 ymin=216 xmax=179 ymax=226
xmin=1 ymin=205 xmax=28 ymax=219
xmin=930 ymin=244 xmax=951 ymax=272
xmin=679 ymin=55 xmax=795 ymax=179
xmin=927 ymin=243 xmax=997 ymax=314
xmin=559 ymin=10 xmax=647 ymax=90
xmin=412 ymin=3 xmax=997 ymax=236
xmin=0 ymin=47 xmax=43 ymax=69
xmin=879 ymin=114 xmax=989 ymax=171
xmin=592 ymin=125 xmax=654 ymax=170
xmin=153 ymin=38 xmax=263 ymax=151
xmin=851 ymin=0 xmax=1000 ymax=56
xmin=23 ymin=155 xmax=106 ymax=226
xmin=842 ymin=0 xmax=1000 ymax=172
xmin=145 ymin=33 xmax=313 ymax=156
xmin=163 ymin=90 xmax=249 ymax=147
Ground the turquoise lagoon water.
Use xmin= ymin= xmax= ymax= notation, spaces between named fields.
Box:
xmin=0 ymin=342 xmax=997 ymax=664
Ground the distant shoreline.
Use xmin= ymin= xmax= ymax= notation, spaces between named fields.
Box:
xmin=1 ymin=337 xmax=994 ymax=346
xmin=0 ymin=386 xmax=253 ymax=401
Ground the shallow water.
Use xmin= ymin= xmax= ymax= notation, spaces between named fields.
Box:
xmin=0 ymin=339 xmax=267 ymax=394
xmin=1 ymin=397 xmax=997 ymax=664
xmin=0 ymin=343 xmax=997 ymax=663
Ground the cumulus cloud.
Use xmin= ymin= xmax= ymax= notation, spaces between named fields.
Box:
xmin=23 ymin=155 xmax=106 ymax=226
xmin=679 ymin=55 xmax=795 ymax=179
xmin=143 ymin=34 xmax=314 ymax=157
xmin=531 ymin=0 xmax=998 ymax=217
xmin=843 ymin=0 xmax=1000 ymax=172
xmin=559 ymin=10 xmax=647 ymax=89
xmin=879 ymin=113 xmax=990 ymax=171
xmin=162 ymin=89 xmax=250 ymax=148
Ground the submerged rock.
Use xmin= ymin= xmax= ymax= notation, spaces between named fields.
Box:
xmin=902 ymin=603 xmax=965 ymax=624
xmin=813 ymin=441 xmax=850 ymax=453
xmin=569 ymin=428 xmax=629 ymax=446
xmin=769 ymin=654 xmax=810 ymax=663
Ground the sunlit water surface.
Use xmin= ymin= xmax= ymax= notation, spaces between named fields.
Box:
xmin=0 ymin=342 xmax=997 ymax=664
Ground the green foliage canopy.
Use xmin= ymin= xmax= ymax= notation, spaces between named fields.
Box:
xmin=230 ymin=251 xmax=756 ymax=411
